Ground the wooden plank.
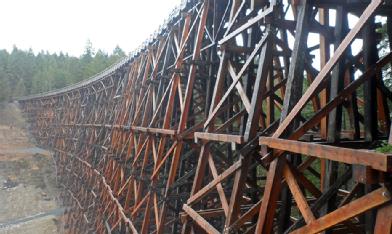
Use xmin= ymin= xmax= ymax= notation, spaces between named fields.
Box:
xmin=157 ymin=4 xmax=213 ymax=230
xmin=243 ymin=35 xmax=273 ymax=141
xmin=190 ymin=145 xmax=210 ymax=201
xmin=327 ymin=5 xmax=346 ymax=143
xmin=229 ymin=200 xmax=262 ymax=231
xmin=195 ymin=132 xmax=244 ymax=144
xmin=187 ymin=160 xmax=241 ymax=205
xmin=291 ymin=187 xmax=391 ymax=234
xmin=374 ymin=203 xmax=392 ymax=234
xmin=204 ymin=34 xmax=269 ymax=129
xmin=131 ymin=126 xmax=176 ymax=135
xmin=257 ymin=1 xmax=312 ymax=232
xmin=290 ymin=52 xmax=392 ymax=142
xmin=273 ymin=0 xmax=383 ymax=138
xmin=141 ymin=195 xmax=152 ymax=234
xmin=218 ymin=6 xmax=274 ymax=45
xmin=150 ymin=141 xmax=178 ymax=180
xmin=215 ymin=109 xmax=246 ymax=133
xmin=255 ymin=155 xmax=286 ymax=233
xmin=363 ymin=17 xmax=379 ymax=142
xmin=260 ymin=137 xmax=392 ymax=172
xmin=153 ymin=193 xmax=159 ymax=229
xmin=207 ymin=154 xmax=229 ymax=217
xmin=227 ymin=62 xmax=252 ymax=113
xmin=286 ymin=161 xmax=322 ymax=198
xmin=283 ymin=164 xmax=316 ymax=224
xmin=180 ymin=208 xmax=226 ymax=221
xmin=224 ymin=153 xmax=253 ymax=227
xmin=149 ymin=12 xmax=193 ymax=234
xmin=182 ymin=205 xmax=220 ymax=234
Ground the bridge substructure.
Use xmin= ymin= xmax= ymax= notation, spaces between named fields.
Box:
xmin=19 ymin=0 xmax=392 ymax=233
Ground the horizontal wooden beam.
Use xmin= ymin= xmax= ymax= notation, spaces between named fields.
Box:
xmin=180 ymin=205 xmax=255 ymax=222
xmin=131 ymin=126 xmax=176 ymax=135
xmin=195 ymin=132 xmax=244 ymax=144
xmin=260 ymin=137 xmax=392 ymax=172
xmin=62 ymin=123 xmax=177 ymax=136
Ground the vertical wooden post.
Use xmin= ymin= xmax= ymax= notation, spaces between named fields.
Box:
xmin=256 ymin=0 xmax=311 ymax=232
xmin=318 ymin=7 xmax=330 ymax=192
xmin=374 ymin=203 xmax=392 ymax=234
xmin=363 ymin=16 xmax=380 ymax=234
xmin=225 ymin=35 xmax=273 ymax=230
xmin=156 ymin=2 xmax=210 ymax=232
xmin=322 ymin=8 xmax=348 ymax=227
xmin=363 ymin=18 xmax=379 ymax=142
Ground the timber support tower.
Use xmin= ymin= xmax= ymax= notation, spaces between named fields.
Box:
xmin=18 ymin=0 xmax=392 ymax=233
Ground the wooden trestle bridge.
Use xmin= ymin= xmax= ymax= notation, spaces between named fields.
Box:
xmin=18 ymin=0 xmax=392 ymax=233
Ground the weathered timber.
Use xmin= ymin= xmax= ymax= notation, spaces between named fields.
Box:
xmin=18 ymin=0 xmax=392 ymax=233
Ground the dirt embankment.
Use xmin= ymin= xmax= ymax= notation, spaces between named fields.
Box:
xmin=0 ymin=102 xmax=63 ymax=234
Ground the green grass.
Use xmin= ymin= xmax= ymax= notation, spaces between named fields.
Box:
xmin=376 ymin=141 xmax=392 ymax=154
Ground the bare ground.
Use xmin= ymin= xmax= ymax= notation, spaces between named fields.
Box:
xmin=0 ymin=102 xmax=63 ymax=234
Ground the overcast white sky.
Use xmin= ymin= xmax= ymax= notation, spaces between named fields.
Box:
xmin=0 ymin=0 xmax=181 ymax=56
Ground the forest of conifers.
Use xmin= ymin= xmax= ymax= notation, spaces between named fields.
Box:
xmin=0 ymin=41 xmax=126 ymax=102
xmin=0 ymin=27 xmax=391 ymax=103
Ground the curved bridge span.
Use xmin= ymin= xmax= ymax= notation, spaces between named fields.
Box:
xmin=19 ymin=0 xmax=392 ymax=233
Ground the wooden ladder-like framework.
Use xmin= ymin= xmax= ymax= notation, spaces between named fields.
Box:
xmin=19 ymin=0 xmax=392 ymax=233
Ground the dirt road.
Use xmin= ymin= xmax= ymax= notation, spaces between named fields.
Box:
xmin=0 ymin=103 xmax=63 ymax=234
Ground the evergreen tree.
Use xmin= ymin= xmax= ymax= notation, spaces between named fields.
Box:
xmin=0 ymin=43 xmax=127 ymax=101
